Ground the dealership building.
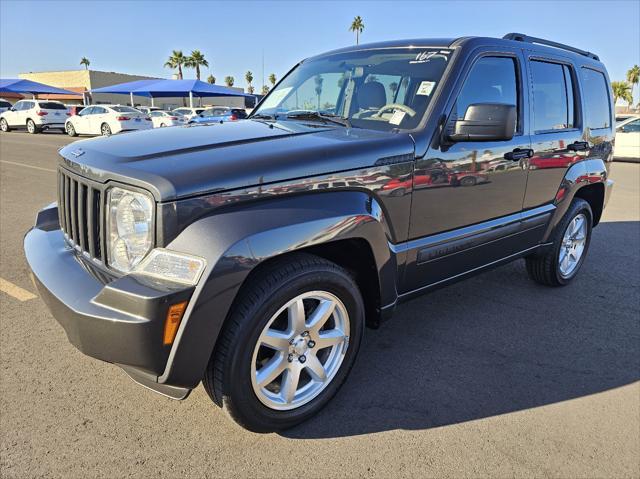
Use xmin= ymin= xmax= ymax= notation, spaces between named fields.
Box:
xmin=16 ymin=70 xmax=248 ymax=109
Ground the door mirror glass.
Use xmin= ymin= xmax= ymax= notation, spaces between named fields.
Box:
xmin=446 ymin=103 xmax=516 ymax=142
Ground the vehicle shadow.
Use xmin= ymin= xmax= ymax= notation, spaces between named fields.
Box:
xmin=282 ymin=220 xmax=640 ymax=438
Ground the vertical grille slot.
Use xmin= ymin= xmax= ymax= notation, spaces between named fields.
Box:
xmin=57 ymin=169 xmax=104 ymax=264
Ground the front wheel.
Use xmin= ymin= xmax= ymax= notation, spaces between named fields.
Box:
xmin=100 ymin=123 xmax=112 ymax=136
xmin=66 ymin=123 xmax=77 ymax=137
xmin=26 ymin=119 xmax=39 ymax=134
xmin=203 ymin=253 xmax=364 ymax=432
xmin=0 ymin=118 xmax=10 ymax=132
xmin=526 ymin=198 xmax=593 ymax=286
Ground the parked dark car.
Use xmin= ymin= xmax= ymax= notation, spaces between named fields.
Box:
xmin=25 ymin=33 xmax=614 ymax=432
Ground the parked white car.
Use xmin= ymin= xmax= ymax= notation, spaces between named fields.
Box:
xmin=171 ymin=107 xmax=206 ymax=121
xmin=149 ymin=110 xmax=186 ymax=128
xmin=615 ymin=115 xmax=640 ymax=162
xmin=137 ymin=106 xmax=162 ymax=115
xmin=0 ymin=98 xmax=12 ymax=114
xmin=65 ymin=105 xmax=152 ymax=137
xmin=0 ymin=99 xmax=68 ymax=133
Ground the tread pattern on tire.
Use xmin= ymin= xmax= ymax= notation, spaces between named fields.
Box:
xmin=525 ymin=198 xmax=592 ymax=287
xmin=202 ymin=253 xmax=355 ymax=429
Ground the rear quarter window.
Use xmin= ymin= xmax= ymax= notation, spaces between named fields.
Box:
xmin=581 ymin=68 xmax=611 ymax=130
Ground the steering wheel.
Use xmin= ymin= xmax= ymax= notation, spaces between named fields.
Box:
xmin=374 ymin=103 xmax=417 ymax=118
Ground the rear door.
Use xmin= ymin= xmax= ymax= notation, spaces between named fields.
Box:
xmin=89 ymin=106 xmax=109 ymax=133
xmin=74 ymin=106 xmax=94 ymax=134
xmin=524 ymin=55 xmax=585 ymax=208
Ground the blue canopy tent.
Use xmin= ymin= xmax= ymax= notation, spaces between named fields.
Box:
xmin=90 ymin=79 xmax=251 ymax=107
xmin=0 ymin=78 xmax=82 ymax=98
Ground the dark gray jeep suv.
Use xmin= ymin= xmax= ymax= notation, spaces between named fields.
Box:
xmin=25 ymin=33 xmax=614 ymax=432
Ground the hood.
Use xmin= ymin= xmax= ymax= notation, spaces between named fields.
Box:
xmin=59 ymin=120 xmax=415 ymax=201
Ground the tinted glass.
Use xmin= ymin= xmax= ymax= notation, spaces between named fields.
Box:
xmin=581 ymin=68 xmax=611 ymax=130
xmin=20 ymin=101 xmax=34 ymax=110
xmin=456 ymin=57 xmax=518 ymax=122
xmin=12 ymin=102 xmax=24 ymax=110
xmin=93 ymin=107 xmax=108 ymax=114
xmin=0 ymin=101 xmax=11 ymax=108
xmin=79 ymin=107 xmax=94 ymax=115
xmin=39 ymin=102 xmax=67 ymax=110
xmin=621 ymin=119 xmax=640 ymax=132
xmin=531 ymin=61 xmax=574 ymax=132
xmin=111 ymin=106 xmax=139 ymax=113
xmin=195 ymin=109 xmax=205 ymax=114
xmin=150 ymin=111 xmax=162 ymax=117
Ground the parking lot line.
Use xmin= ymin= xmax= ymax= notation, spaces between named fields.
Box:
xmin=0 ymin=160 xmax=56 ymax=173
xmin=0 ymin=277 xmax=37 ymax=301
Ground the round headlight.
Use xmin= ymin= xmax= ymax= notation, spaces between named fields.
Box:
xmin=107 ymin=187 xmax=153 ymax=272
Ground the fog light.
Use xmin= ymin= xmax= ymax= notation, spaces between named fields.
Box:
xmin=164 ymin=301 xmax=188 ymax=345
xmin=134 ymin=248 xmax=206 ymax=285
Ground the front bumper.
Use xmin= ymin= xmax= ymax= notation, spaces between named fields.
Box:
xmin=24 ymin=204 xmax=194 ymax=396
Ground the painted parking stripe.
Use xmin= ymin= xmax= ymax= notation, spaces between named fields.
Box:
xmin=0 ymin=278 xmax=37 ymax=301
xmin=0 ymin=160 xmax=56 ymax=173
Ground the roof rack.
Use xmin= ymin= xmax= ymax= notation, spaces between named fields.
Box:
xmin=503 ymin=33 xmax=599 ymax=61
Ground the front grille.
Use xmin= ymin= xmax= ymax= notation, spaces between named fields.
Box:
xmin=58 ymin=168 xmax=105 ymax=263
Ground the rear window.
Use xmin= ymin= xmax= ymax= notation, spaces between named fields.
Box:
xmin=38 ymin=102 xmax=67 ymax=110
xmin=111 ymin=106 xmax=140 ymax=113
xmin=0 ymin=100 xmax=11 ymax=108
xmin=581 ymin=68 xmax=611 ymax=130
xmin=531 ymin=60 xmax=575 ymax=132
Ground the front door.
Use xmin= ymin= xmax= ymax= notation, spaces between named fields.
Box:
xmin=404 ymin=50 xmax=531 ymax=292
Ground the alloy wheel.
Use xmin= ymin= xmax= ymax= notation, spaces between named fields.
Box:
xmin=251 ymin=290 xmax=350 ymax=411
xmin=559 ymin=213 xmax=587 ymax=278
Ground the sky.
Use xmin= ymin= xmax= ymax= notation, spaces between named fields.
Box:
xmin=1 ymin=0 xmax=639 ymax=102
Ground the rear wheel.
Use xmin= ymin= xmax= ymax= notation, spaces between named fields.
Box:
xmin=160 ymin=123 xmax=166 ymax=127
xmin=0 ymin=118 xmax=10 ymax=132
xmin=203 ymin=253 xmax=364 ymax=432
xmin=460 ymin=176 xmax=477 ymax=187
xmin=526 ymin=198 xmax=592 ymax=286
xmin=100 ymin=123 xmax=111 ymax=136
xmin=26 ymin=119 xmax=39 ymax=134
xmin=66 ymin=122 xmax=77 ymax=137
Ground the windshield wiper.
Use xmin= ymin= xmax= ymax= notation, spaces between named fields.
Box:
xmin=285 ymin=111 xmax=352 ymax=128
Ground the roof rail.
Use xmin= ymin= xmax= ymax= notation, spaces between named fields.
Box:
xmin=503 ymin=33 xmax=599 ymax=61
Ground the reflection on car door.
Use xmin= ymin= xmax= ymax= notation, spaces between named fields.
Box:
xmin=404 ymin=50 xmax=531 ymax=292
xmin=89 ymin=106 xmax=108 ymax=134
xmin=524 ymin=58 xmax=585 ymax=208
xmin=75 ymin=107 xmax=94 ymax=134
xmin=615 ymin=119 xmax=640 ymax=158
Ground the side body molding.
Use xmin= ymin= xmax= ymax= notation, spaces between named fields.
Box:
xmin=158 ymin=191 xmax=398 ymax=388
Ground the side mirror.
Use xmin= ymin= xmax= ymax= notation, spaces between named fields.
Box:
xmin=446 ymin=103 xmax=516 ymax=142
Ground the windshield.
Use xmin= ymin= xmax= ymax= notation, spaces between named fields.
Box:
xmin=254 ymin=47 xmax=451 ymax=131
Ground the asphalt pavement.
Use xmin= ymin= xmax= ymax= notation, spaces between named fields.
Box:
xmin=1 ymin=131 xmax=638 ymax=478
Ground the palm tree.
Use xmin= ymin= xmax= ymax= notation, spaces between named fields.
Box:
xmin=389 ymin=81 xmax=398 ymax=100
xmin=627 ymin=65 xmax=639 ymax=106
xmin=164 ymin=50 xmax=186 ymax=79
xmin=268 ymin=73 xmax=277 ymax=87
xmin=261 ymin=85 xmax=270 ymax=95
xmin=224 ymin=76 xmax=235 ymax=87
xmin=314 ymin=75 xmax=324 ymax=110
xmin=612 ymin=81 xmax=633 ymax=106
xmin=245 ymin=71 xmax=254 ymax=93
xmin=349 ymin=16 xmax=365 ymax=45
xmin=80 ymin=57 xmax=90 ymax=70
xmin=185 ymin=50 xmax=209 ymax=80
xmin=207 ymin=74 xmax=216 ymax=84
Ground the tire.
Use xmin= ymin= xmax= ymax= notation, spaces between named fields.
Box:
xmin=460 ymin=176 xmax=477 ymax=187
xmin=100 ymin=123 xmax=112 ymax=136
xmin=160 ymin=123 xmax=166 ymax=127
xmin=203 ymin=253 xmax=365 ymax=432
xmin=526 ymin=198 xmax=593 ymax=286
xmin=0 ymin=118 xmax=10 ymax=132
xmin=66 ymin=123 xmax=77 ymax=137
xmin=26 ymin=119 xmax=39 ymax=134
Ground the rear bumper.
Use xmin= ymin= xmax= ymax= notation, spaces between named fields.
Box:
xmin=24 ymin=204 xmax=194 ymax=396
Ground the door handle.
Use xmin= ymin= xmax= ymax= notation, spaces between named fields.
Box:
xmin=567 ymin=141 xmax=589 ymax=151
xmin=504 ymin=148 xmax=533 ymax=161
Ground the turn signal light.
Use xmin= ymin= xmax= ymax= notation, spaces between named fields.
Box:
xmin=163 ymin=301 xmax=188 ymax=345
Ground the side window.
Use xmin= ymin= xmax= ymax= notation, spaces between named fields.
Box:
xmin=150 ymin=111 xmax=162 ymax=117
xmin=531 ymin=60 xmax=575 ymax=132
xmin=456 ymin=56 xmax=518 ymax=127
xmin=93 ymin=107 xmax=107 ymax=114
xmin=79 ymin=107 xmax=94 ymax=116
xmin=581 ymin=68 xmax=611 ymax=130
xmin=12 ymin=101 xmax=24 ymax=111
xmin=621 ymin=119 xmax=640 ymax=133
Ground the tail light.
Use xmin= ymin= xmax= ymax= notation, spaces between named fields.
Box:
xmin=116 ymin=116 xmax=130 ymax=121
xmin=169 ymin=116 xmax=178 ymax=120
xmin=36 ymin=111 xmax=48 ymax=116
xmin=230 ymin=114 xmax=237 ymax=121
xmin=66 ymin=112 xmax=71 ymax=116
